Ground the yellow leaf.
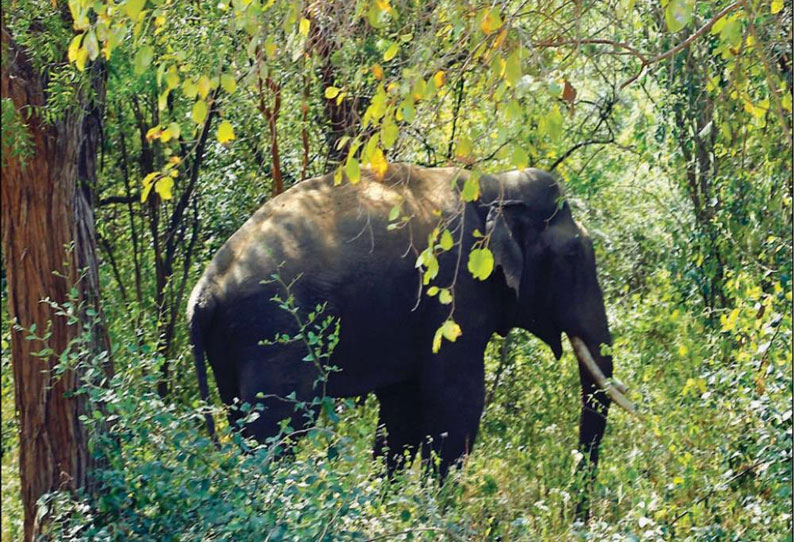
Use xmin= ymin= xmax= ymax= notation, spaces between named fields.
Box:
xmin=324 ymin=86 xmax=340 ymax=99
xmin=192 ymin=100 xmax=208 ymax=125
xmin=197 ymin=75 xmax=212 ymax=99
xmin=299 ymin=17 xmax=310 ymax=36
xmin=771 ymin=0 xmax=783 ymax=13
xmin=68 ymin=33 xmax=83 ymax=63
xmin=146 ymin=126 xmax=162 ymax=141
xmin=411 ymin=78 xmax=427 ymax=101
xmin=221 ymin=73 xmax=237 ymax=94
xmin=433 ymin=70 xmax=445 ymax=87
xmin=217 ymin=120 xmax=235 ymax=143
xmin=75 ymin=46 xmax=89 ymax=72
xmin=372 ymin=63 xmax=384 ymax=80
xmin=383 ymin=42 xmax=399 ymax=62
xmin=155 ymin=176 xmax=174 ymax=200
xmin=140 ymin=171 xmax=159 ymax=202
xmin=158 ymin=89 xmax=170 ymax=111
xmin=161 ymin=122 xmax=181 ymax=142
xmin=480 ymin=8 xmax=502 ymax=35
xmin=456 ymin=136 xmax=473 ymax=160
xmin=376 ymin=0 xmax=392 ymax=12
xmin=265 ymin=38 xmax=277 ymax=59
xmin=370 ymin=147 xmax=388 ymax=179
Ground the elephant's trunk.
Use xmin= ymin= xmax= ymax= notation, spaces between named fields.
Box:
xmin=568 ymin=335 xmax=641 ymax=419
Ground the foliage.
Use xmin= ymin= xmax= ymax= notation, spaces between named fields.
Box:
xmin=1 ymin=0 xmax=791 ymax=540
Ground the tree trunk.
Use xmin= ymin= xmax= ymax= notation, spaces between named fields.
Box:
xmin=1 ymin=25 xmax=111 ymax=542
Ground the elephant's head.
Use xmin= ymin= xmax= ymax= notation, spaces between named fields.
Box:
xmin=485 ymin=169 xmax=635 ymax=413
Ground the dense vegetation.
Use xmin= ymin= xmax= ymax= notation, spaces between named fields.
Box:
xmin=1 ymin=0 xmax=791 ymax=540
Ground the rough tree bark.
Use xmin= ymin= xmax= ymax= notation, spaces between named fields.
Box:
xmin=1 ymin=24 xmax=111 ymax=542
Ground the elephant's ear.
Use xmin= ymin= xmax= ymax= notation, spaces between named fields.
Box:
xmin=486 ymin=202 xmax=525 ymax=296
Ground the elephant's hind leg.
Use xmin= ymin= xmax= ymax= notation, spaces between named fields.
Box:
xmin=374 ymin=380 xmax=424 ymax=476
xmin=420 ymin=358 xmax=486 ymax=480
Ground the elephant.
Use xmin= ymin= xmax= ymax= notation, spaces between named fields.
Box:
xmin=187 ymin=163 xmax=635 ymax=518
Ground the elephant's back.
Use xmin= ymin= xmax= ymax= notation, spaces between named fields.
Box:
xmin=195 ymin=164 xmax=462 ymax=307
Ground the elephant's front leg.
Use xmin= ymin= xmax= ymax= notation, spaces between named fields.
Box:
xmin=574 ymin=362 xmax=612 ymax=522
xmin=419 ymin=352 xmax=486 ymax=480
xmin=373 ymin=380 xmax=424 ymax=475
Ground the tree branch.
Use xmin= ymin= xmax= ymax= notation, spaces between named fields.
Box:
xmin=620 ymin=1 xmax=742 ymax=89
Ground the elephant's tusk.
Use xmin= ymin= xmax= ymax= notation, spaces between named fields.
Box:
xmin=568 ymin=336 xmax=643 ymax=420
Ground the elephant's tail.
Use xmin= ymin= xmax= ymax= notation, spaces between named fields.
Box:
xmin=188 ymin=295 xmax=219 ymax=447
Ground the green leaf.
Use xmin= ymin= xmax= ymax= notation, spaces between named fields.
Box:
xmin=439 ymin=229 xmax=454 ymax=251
xmin=134 ymin=45 xmax=154 ymax=75
xmin=381 ymin=118 xmax=399 ymax=148
xmin=383 ymin=42 xmax=399 ymax=62
xmin=427 ymin=286 xmax=439 ymax=296
xmin=165 ymin=66 xmax=180 ymax=89
xmin=123 ymin=0 xmax=147 ymax=21
xmin=400 ymin=99 xmax=415 ymax=123
xmin=511 ymin=144 xmax=528 ymax=169
xmin=543 ymin=105 xmax=563 ymax=140
xmin=388 ymin=204 xmax=400 ymax=221
xmin=504 ymin=49 xmax=521 ymax=86
xmin=345 ymin=157 xmax=360 ymax=184
xmin=221 ymin=74 xmax=237 ymax=94
xmin=468 ymin=248 xmax=494 ymax=280
xmin=182 ymin=79 xmax=198 ymax=99
xmin=192 ymin=100 xmax=208 ymax=125
xmin=461 ymin=172 xmax=481 ymax=202
xmin=665 ymin=0 xmax=694 ymax=33
xmin=416 ymin=247 xmax=439 ymax=285
xmin=438 ymin=289 xmax=453 ymax=304
xmin=432 ymin=319 xmax=462 ymax=353
xmin=83 ymin=30 xmax=99 ymax=61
